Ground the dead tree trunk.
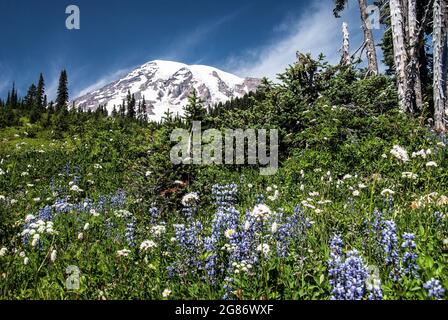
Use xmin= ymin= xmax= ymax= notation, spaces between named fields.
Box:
xmin=390 ymin=0 xmax=409 ymax=112
xmin=358 ymin=0 xmax=379 ymax=75
xmin=406 ymin=0 xmax=423 ymax=112
xmin=342 ymin=22 xmax=351 ymax=66
xmin=433 ymin=0 xmax=448 ymax=133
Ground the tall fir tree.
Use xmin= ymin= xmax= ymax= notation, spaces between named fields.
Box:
xmin=183 ymin=89 xmax=205 ymax=126
xmin=36 ymin=73 xmax=45 ymax=110
xmin=126 ymin=90 xmax=136 ymax=119
xmin=55 ymin=70 xmax=69 ymax=113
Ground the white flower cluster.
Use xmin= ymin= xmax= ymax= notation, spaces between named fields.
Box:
xmin=116 ymin=249 xmax=132 ymax=257
xmin=232 ymin=260 xmax=253 ymax=274
xmin=22 ymin=217 xmax=56 ymax=247
xmin=402 ymin=172 xmax=418 ymax=179
xmin=140 ymin=240 xmax=157 ymax=252
xmin=0 ymin=247 xmax=7 ymax=257
xmin=151 ymin=225 xmax=166 ymax=237
xmin=115 ymin=210 xmax=132 ymax=218
xmin=390 ymin=145 xmax=409 ymax=162
xmin=412 ymin=148 xmax=431 ymax=159
xmin=251 ymin=204 xmax=272 ymax=221
xmin=256 ymin=243 xmax=270 ymax=257
xmin=181 ymin=192 xmax=199 ymax=206
xmin=266 ymin=185 xmax=280 ymax=201
xmin=70 ymin=185 xmax=84 ymax=192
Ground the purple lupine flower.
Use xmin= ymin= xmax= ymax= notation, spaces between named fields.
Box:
xmin=401 ymin=233 xmax=419 ymax=278
xmin=328 ymin=236 xmax=368 ymax=300
xmin=328 ymin=234 xmax=344 ymax=298
xmin=424 ymin=278 xmax=445 ymax=300
xmin=149 ymin=207 xmax=160 ymax=224
xmin=204 ymin=184 xmax=239 ymax=283
xmin=381 ymin=220 xmax=399 ymax=265
xmin=125 ymin=217 xmax=136 ymax=247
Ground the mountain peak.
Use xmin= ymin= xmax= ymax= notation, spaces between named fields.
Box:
xmin=74 ymin=60 xmax=260 ymax=121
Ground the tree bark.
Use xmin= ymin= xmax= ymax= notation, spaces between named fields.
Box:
xmin=433 ymin=0 xmax=448 ymax=133
xmin=358 ymin=0 xmax=379 ymax=76
xmin=342 ymin=22 xmax=351 ymax=66
xmin=390 ymin=0 xmax=409 ymax=112
xmin=406 ymin=0 xmax=423 ymax=112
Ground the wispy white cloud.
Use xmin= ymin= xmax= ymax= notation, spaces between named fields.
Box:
xmin=161 ymin=7 xmax=250 ymax=62
xmin=226 ymin=0 xmax=369 ymax=79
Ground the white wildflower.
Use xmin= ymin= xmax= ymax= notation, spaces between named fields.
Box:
xmin=390 ymin=145 xmax=409 ymax=162
xmin=83 ymin=223 xmax=89 ymax=231
xmin=181 ymin=192 xmax=199 ymax=206
xmin=50 ymin=250 xmax=57 ymax=262
xmin=162 ymin=289 xmax=172 ymax=298
xmin=140 ymin=240 xmax=157 ymax=252
xmin=256 ymin=243 xmax=270 ymax=256
xmin=151 ymin=225 xmax=166 ymax=237
xmin=77 ymin=232 xmax=84 ymax=240
xmin=251 ymin=204 xmax=272 ymax=220
xmin=224 ymin=228 xmax=236 ymax=239
xmin=271 ymin=222 xmax=278 ymax=233
xmin=0 ymin=247 xmax=7 ymax=257
xmin=402 ymin=172 xmax=418 ymax=179
xmin=380 ymin=189 xmax=395 ymax=196
xmin=70 ymin=185 xmax=83 ymax=192
xmin=23 ymin=257 xmax=29 ymax=265
xmin=267 ymin=190 xmax=280 ymax=201
xmin=117 ymin=249 xmax=131 ymax=257
xmin=426 ymin=161 xmax=438 ymax=167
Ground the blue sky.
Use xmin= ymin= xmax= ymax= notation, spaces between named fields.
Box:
xmin=0 ymin=0 xmax=383 ymax=101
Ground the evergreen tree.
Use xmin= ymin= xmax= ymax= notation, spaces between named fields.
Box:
xmin=162 ymin=108 xmax=174 ymax=123
xmin=126 ymin=90 xmax=136 ymax=119
xmin=25 ymin=84 xmax=41 ymax=123
xmin=37 ymin=73 xmax=45 ymax=110
xmin=55 ymin=70 xmax=69 ymax=112
xmin=119 ymin=100 xmax=126 ymax=118
xmin=183 ymin=89 xmax=205 ymax=125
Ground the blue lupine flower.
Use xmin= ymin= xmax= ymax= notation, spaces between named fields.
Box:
xmin=423 ymin=278 xmax=445 ymax=300
xmin=401 ymin=233 xmax=419 ymax=278
xmin=204 ymin=184 xmax=239 ymax=283
xmin=381 ymin=220 xmax=399 ymax=265
xmin=328 ymin=236 xmax=368 ymax=300
xmin=149 ymin=207 xmax=160 ymax=224
xmin=173 ymin=220 xmax=204 ymax=273
xmin=125 ymin=217 xmax=136 ymax=247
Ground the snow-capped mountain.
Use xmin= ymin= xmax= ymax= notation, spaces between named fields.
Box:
xmin=74 ymin=60 xmax=260 ymax=121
